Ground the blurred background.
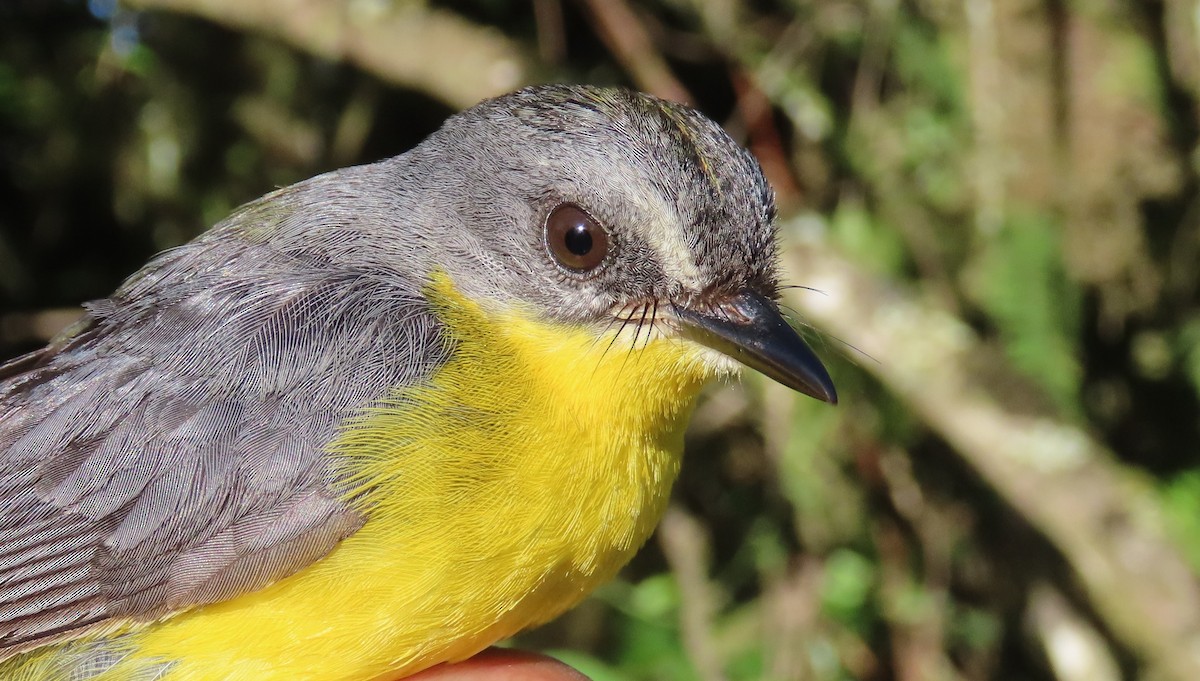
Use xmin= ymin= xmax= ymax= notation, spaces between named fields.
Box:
xmin=2 ymin=0 xmax=1199 ymax=679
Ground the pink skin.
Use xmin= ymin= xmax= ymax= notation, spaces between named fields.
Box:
xmin=405 ymin=649 xmax=591 ymax=681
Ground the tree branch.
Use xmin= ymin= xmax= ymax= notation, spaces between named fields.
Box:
xmin=783 ymin=232 xmax=1200 ymax=681
xmin=122 ymin=0 xmax=533 ymax=109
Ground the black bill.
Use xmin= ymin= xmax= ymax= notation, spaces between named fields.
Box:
xmin=676 ymin=291 xmax=837 ymax=404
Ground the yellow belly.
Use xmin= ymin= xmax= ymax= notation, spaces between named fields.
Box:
xmin=35 ymin=275 xmax=718 ymax=681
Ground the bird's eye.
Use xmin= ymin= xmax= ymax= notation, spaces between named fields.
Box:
xmin=545 ymin=203 xmax=609 ymax=273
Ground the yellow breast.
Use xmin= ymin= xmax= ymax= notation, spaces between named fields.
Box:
xmin=97 ymin=274 xmax=718 ymax=680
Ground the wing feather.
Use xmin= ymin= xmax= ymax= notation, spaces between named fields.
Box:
xmin=0 ymin=210 xmax=447 ymax=660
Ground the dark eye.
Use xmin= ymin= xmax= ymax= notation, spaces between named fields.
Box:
xmin=545 ymin=203 xmax=610 ymax=272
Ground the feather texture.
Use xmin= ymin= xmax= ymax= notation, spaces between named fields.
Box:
xmin=0 ymin=201 xmax=447 ymax=659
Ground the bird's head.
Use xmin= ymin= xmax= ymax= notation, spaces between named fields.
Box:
xmin=408 ymin=85 xmax=836 ymax=404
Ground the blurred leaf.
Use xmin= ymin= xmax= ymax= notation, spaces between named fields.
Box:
xmin=1178 ymin=318 xmax=1200 ymax=397
xmin=828 ymin=198 xmax=908 ymax=276
xmin=820 ymin=549 xmax=876 ymax=634
xmin=950 ymin=604 xmax=1002 ymax=652
xmin=967 ymin=211 xmax=1083 ymax=414
xmin=892 ymin=17 xmax=964 ymax=112
xmin=1162 ymin=470 xmax=1200 ymax=572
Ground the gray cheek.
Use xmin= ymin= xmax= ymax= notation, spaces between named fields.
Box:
xmin=595 ymin=236 xmax=672 ymax=303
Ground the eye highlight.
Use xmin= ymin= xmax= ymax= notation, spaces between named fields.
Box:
xmin=545 ymin=203 xmax=610 ymax=273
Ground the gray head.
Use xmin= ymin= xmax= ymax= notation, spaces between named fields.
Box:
xmin=402 ymin=85 xmax=777 ymax=320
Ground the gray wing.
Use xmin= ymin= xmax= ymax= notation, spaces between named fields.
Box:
xmin=0 ymin=204 xmax=445 ymax=658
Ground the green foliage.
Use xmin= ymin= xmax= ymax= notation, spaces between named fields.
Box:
xmin=1162 ymin=470 xmax=1200 ymax=571
xmin=892 ymin=17 xmax=965 ymax=114
xmin=900 ymin=105 xmax=967 ymax=214
xmin=828 ymin=199 xmax=908 ymax=276
xmin=967 ymin=212 xmax=1083 ymax=414
xmin=949 ymin=604 xmax=1002 ymax=653
xmin=1179 ymin=318 xmax=1200 ymax=397
xmin=819 ymin=549 xmax=877 ymax=634
xmin=1098 ymin=28 xmax=1165 ymax=109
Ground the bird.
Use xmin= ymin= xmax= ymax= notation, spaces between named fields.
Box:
xmin=0 ymin=84 xmax=835 ymax=681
